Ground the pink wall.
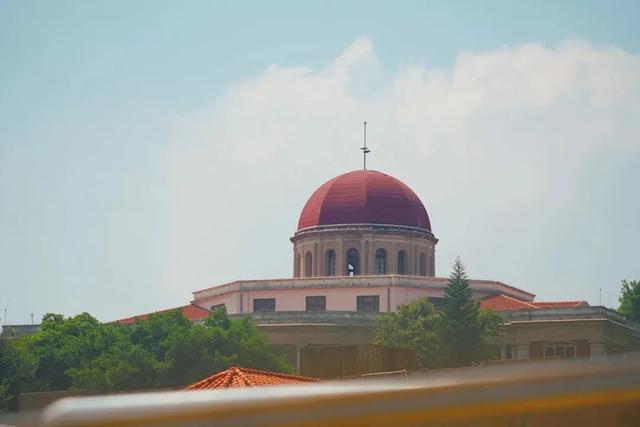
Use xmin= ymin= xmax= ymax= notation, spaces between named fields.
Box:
xmin=391 ymin=287 xmax=442 ymax=310
xmin=196 ymin=286 xmax=449 ymax=314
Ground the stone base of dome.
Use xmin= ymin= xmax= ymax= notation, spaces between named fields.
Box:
xmin=291 ymin=224 xmax=437 ymax=278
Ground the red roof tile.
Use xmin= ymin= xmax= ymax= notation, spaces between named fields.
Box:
xmin=186 ymin=366 xmax=319 ymax=390
xmin=479 ymin=295 xmax=538 ymax=311
xmin=480 ymin=295 xmax=590 ymax=312
xmin=115 ymin=304 xmax=210 ymax=325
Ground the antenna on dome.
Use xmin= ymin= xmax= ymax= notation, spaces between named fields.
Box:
xmin=361 ymin=121 xmax=370 ymax=170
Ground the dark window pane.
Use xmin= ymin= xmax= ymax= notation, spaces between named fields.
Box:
xmin=326 ymin=250 xmax=336 ymax=276
xmin=357 ymin=295 xmax=380 ymax=313
xmin=346 ymin=249 xmax=360 ymax=276
xmin=419 ymin=253 xmax=427 ymax=276
xmin=305 ymin=252 xmax=313 ymax=277
xmin=566 ymin=346 xmax=575 ymax=358
xmin=253 ymin=298 xmax=275 ymax=313
xmin=375 ymin=249 xmax=386 ymax=274
xmin=306 ymin=296 xmax=326 ymax=312
xmin=397 ymin=251 xmax=406 ymax=275
xmin=544 ymin=346 xmax=554 ymax=357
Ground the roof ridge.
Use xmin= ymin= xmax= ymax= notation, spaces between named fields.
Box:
xmin=238 ymin=366 xmax=318 ymax=382
xmin=482 ymin=294 xmax=538 ymax=309
xmin=186 ymin=366 xmax=318 ymax=390
xmin=234 ymin=367 xmax=256 ymax=386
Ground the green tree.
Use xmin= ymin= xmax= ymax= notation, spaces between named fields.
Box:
xmin=29 ymin=312 xmax=112 ymax=392
xmin=618 ymin=280 xmax=640 ymax=322
xmin=69 ymin=309 xmax=291 ymax=391
xmin=0 ymin=309 xmax=292 ymax=412
xmin=374 ymin=258 xmax=500 ymax=369
xmin=0 ymin=339 xmax=37 ymax=412
xmin=374 ymin=298 xmax=441 ymax=368
xmin=438 ymin=257 xmax=500 ymax=367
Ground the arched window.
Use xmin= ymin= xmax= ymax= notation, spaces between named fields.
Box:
xmin=375 ymin=249 xmax=386 ymax=274
xmin=305 ymin=252 xmax=313 ymax=277
xmin=346 ymin=248 xmax=360 ymax=276
xmin=325 ymin=250 xmax=336 ymax=276
xmin=397 ymin=250 xmax=406 ymax=275
xmin=419 ymin=253 xmax=427 ymax=276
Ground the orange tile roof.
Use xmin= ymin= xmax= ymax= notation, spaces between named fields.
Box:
xmin=186 ymin=366 xmax=319 ymax=390
xmin=479 ymin=295 xmax=538 ymax=311
xmin=480 ymin=295 xmax=590 ymax=312
xmin=115 ymin=304 xmax=210 ymax=325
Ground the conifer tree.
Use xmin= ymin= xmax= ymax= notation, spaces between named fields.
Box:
xmin=438 ymin=256 xmax=498 ymax=366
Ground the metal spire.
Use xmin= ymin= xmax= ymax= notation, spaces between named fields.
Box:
xmin=361 ymin=121 xmax=370 ymax=170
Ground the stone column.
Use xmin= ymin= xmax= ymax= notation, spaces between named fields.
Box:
xmin=313 ymin=242 xmax=319 ymax=277
xmin=516 ymin=344 xmax=529 ymax=359
xmin=591 ymin=342 xmax=607 ymax=357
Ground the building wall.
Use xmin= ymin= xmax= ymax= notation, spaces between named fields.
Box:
xmin=291 ymin=227 xmax=436 ymax=278
xmin=195 ymin=283 xmax=491 ymax=315
xmin=491 ymin=318 xmax=640 ymax=360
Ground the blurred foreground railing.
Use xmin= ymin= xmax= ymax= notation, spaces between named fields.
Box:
xmin=42 ymin=355 xmax=640 ymax=427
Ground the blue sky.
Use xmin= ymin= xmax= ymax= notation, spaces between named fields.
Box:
xmin=1 ymin=1 xmax=639 ymax=324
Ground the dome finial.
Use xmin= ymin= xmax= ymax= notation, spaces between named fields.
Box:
xmin=361 ymin=121 xmax=371 ymax=170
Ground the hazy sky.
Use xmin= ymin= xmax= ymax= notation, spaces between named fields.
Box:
xmin=1 ymin=1 xmax=639 ymax=324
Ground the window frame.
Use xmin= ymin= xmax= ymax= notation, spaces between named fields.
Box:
xmin=346 ymin=248 xmax=360 ymax=276
xmin=210 ymin=303 xmax=226 ymax=313
xmin=544 ymin=342 xmax=577 ymax=359
xmin=397 ymin=250 xmax=406 ymax=275
xmin=325 ymin=250 xmax=336 ymax=276
xmin=419 ymin=253 xmax=427 ymax=276
xmin=304 ymin=252 xmax=313 ymax=277
xmin=253 ymin=298 xmax=276 ymax=313
xmin=375 ymin=249 xmax=386 ymax=274
xmin=305 ymin=296 xmax=326 ymax=312
xmin=357 ymin=295 xmax=380 ymax=313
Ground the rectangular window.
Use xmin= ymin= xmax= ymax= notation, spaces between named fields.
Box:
xmin=357 ymin=295 xmax=380 ymax=313
xmin=306 ymin=296 xmax=326 ymax=312
xmin=253 ymin=298 xmax=276 ymax=313
xmin=544 ymin=346 xmax=554 ymax=358
xmin=210 ymin=303 xmax=226 ymax=313
xmin=566 ymin=346 xmax=575 ymax=358
xmin=544 ymin=343 xmax=577 ymax=359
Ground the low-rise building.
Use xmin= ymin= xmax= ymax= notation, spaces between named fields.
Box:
xmin=116 ymin=169 xmax=640 ymax=366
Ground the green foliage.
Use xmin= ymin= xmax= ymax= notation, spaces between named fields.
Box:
xmin=0 ymin=310 xmax=291 ymax=412
xmin=0 ymin=339 xmax=37 ymax=411
xmin=375 ymin=257 xmax=500 ymax=369
xmin=439 ymin=257 xmax=500 ymax=366
xmin=618 ymin=280 xmax=640 ymax=322
xmin=374 ymin=298 xmax=441 ymax=368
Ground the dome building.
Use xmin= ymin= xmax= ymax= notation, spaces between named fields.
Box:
xmin=292 ymin=170 xmax=437 ymax=278
xmin=191 ymin=168 xmax=535 ymax=318
xmin=186 ymin=168 xmax=537 ymax=360
xmin=113 ymin=163 xmax=640 ymax=368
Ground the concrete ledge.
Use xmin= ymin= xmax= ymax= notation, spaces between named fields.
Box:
xmin=230 ymin=311 xmax=380 ymax=326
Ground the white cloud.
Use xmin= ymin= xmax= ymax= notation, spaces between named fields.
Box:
xmin=164 ymin=38 xmax=640 ymax=307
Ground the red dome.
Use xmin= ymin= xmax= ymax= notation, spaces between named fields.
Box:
xmin=297 ymin=170 xmax=431 ymax=231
